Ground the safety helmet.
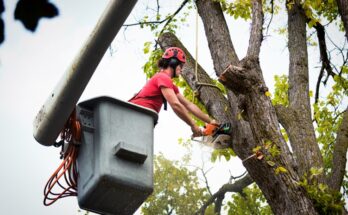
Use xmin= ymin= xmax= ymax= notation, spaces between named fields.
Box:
xmin=162 ymin=47 xmax=186 ymax=63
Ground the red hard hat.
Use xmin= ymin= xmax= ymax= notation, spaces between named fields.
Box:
xmin=162 ymin=47 xmax=186 ymax=63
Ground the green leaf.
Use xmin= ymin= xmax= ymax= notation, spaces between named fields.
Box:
xmin=275 ymin=166 xmax=288 ymax=174
xmin=267 ymin=161 xmax=275 ymax=167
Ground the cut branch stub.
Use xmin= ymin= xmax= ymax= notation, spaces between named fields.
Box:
xmin=219 ymin=60 xmax=262 ymax=94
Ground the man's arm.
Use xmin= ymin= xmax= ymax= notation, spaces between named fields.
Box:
xmin=177 ymin=93 xmax=214 ymax=124
xmin=161 ymin=87 xmax=202 ymax=136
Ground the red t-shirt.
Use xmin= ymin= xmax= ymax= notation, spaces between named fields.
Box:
xmin=129 ymin=72 xmax=179 ymax=113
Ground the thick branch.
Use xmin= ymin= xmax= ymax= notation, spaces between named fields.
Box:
xmin=214 ymin=195 xmax=224 ymax=215
xmin=219 ymin=64 xmax=262 ymax=94
xmin=196 ymin=0 xmax=239 ymax=74
xmin=195 ymin=174 xmax=253 ymax=215
xmin=158 ymin=32 xmax=233 ymax=123
xmin=329 ymin=107 xmax=348 ymax=191
xmin=196 ymin=0 xmax=242 ymax=122
xmin=247 ymin=0 xmax=263 ymax=58
xmin=287 ymin=0 xmax=324 ymax=178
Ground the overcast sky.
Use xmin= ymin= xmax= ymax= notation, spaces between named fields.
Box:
xmin=0 ymin=0 xmax=344 ymax=215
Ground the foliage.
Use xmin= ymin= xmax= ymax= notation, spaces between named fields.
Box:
xmin=142 ymin=41 xmax=163 ymax=79
xmin=211 ymin=147 xmax=236 ymax=162
xmin=302 ymin=0 xmax=338 ymax=27
xmin=299 ymin=168 xmax=344 ymax=215
xmin=0 ymin=0 xmax=59 ymax=45
xmin=314 ymin=68 xmax=348 ymax=172
xmin=141 ymin=153 xmax=210 ymax=215
xmin=226 ymin=184 xmax=272 ymax=215
xmin=271 ymin=75 xmax=289 ymax=107
xmin=215 ymin=0 xmax=252 ymax=20
xmin=138 ymin=0 xmax=194 ymax=38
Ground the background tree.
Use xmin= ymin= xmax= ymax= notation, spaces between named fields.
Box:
xmin=142 ymin=146 xmax=272 ymax=215
xmin=141 ymin=153 xmax=213 ymax=215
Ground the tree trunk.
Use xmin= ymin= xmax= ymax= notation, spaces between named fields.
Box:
xmin=329 ymin=107 xmax=348 ymax=191
xmin=286 ymin=0 xmax=324 ymax=180
xmin=336 ymin=0 xmax=348 ymax=41
xmin=195 ymin=0 xmax=318 ymax=214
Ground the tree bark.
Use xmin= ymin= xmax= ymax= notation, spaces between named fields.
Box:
xmin=196 ymin=0 xmax=241 ymax=120
xmin=336 ymin=0 xmax=348 ymax=41
xmin=247 ymin=0 xmax=263 ymax=58
xmin=286 ymin=0 xmax=324 ymax=179
xmin=329 ymin=107 xmax=348 ymax=191
xmin=196 ymin=0 xmax=239 ymax=72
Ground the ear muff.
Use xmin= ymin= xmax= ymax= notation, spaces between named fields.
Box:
xmin=168 ymin=58 xmax=179 ymax=78
xmin=168 ymin=58 xmax=179 ymax=69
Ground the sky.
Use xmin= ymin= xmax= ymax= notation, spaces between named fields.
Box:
xmin=0 ymin=0 xmax=345 ymax=215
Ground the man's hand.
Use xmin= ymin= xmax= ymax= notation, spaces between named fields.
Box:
xmin=209 ymin=119 xmax=220 ymax=126
xmin=191 ymin=125 xmax=202 ymax=137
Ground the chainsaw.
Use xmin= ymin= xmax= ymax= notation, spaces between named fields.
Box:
xmin=192 ymin=123 xmax=232 ymax=149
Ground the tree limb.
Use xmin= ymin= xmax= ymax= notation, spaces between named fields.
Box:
xmin=329 ymin=107 xmax=348 ymax=191
xmin=214 ymin=194 xmax=224 ymax=215
xmin=247 ymin=0 xmax=263 ymax=58
xmin=196 ymin=0 xmax=239 ymax=74
xmin=195 ymin=174 xmax=253 ymax=215
xmin=158 ymin=32 xmax=234 ymax=124
xmin=287 ymin=0 xmax=324 ymax=179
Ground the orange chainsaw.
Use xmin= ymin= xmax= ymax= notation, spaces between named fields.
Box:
xmin=192 ymin=123 xmax=232 ymax=149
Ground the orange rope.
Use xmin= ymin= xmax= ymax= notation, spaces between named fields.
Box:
xmin=43 ymin=109 xmax=81 ymax=206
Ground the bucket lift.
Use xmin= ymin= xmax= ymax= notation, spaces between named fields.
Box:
xmin=77 ymin=96 xmax=157 ymax=214
xmin=32 ymin=1 xmax=158 ymax=214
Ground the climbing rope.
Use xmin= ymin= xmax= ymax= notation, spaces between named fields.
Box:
xmin=43 ymin=109 xmax=81 ymax=206
xmin=193 ymin=6 xmax=222 ymax=100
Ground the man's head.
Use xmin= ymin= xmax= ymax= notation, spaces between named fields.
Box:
xmin=158 ymin=47 xmax=186 ymax=77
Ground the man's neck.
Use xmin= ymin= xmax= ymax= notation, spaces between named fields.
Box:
xmin=160 ymin=68 xmax=174 ymax=78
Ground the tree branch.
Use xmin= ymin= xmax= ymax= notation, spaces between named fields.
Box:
xmin=265 ymin=0 xmax=275 ymax=36
xmin=196 ymin=0 xmax=239 ymax=74
xmin=214 ymin=194 xmax=224 ymax=215
xmin=198 ymin=166 xmax=213 ymax=196
xmin=158 ymin=32 xmax=234 ymax=124
xmin=123 ymin=0 xmax=189 ymax=37
xmin=158 ymin=0 xmax=189 ymax=37
xmin=313 ymin=21 xmax=337 ymax=103
xmin=247 ymin=0 xmax=263 ymax=58
xmin=329 ymin=107 xmax=348 ymax=191
xmin=287 ymin=0 xmax=324 ymax=178
xmin=195 ymin=174 xmax=253 ymax=215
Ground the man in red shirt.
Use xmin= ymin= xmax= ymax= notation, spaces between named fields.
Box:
xmin=129 ymin=47 xmax=216 ymax=137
